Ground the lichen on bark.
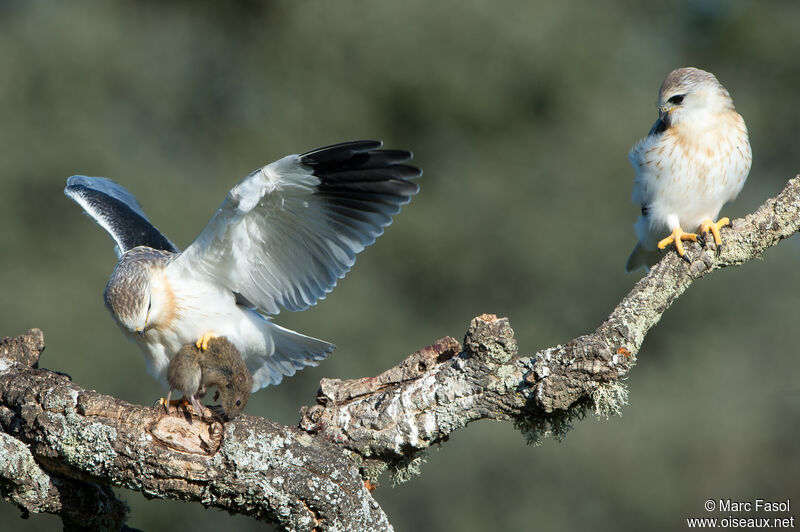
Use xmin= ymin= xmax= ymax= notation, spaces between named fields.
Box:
xmin=1 ymin=175 xmax=798 ymax=529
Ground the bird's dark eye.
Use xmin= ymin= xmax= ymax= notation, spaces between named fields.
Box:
xmin=667 ymin=94 xmax=685 ymax=105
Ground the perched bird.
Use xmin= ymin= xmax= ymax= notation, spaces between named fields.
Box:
xmin=626 ymin=67 xmax=751 ymax=271
xmin=166 ymin=336 xmax=253 ymax=420
xmin=65 ymin=140 xmax=421 ymax=399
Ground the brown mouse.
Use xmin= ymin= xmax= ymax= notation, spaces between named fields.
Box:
xmin=165 ymin=336 xmax=253 ymax=420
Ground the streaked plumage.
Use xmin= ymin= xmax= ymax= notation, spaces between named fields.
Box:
xmin=66 ymin=140 xmax=421 ymax=392
xmin=626 ymin=67 xmax=751 ymax=271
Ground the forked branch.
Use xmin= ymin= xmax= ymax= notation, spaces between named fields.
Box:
xmin=2 ymin=176 xmax=798 ymax=530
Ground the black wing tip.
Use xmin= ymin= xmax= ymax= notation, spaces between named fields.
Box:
xmin=301 ymin=140 xmax=384 ymax=165
xmin=405 ymin=180 xmax=421 ymax=195
xmin=300 ymin=140 xmax=418 ymax=165
xmin=301 ymin=140 xmax=422 ymax=209
xmin=394 ymin=163 xmax=422 ymax=179
xmin=374 ymin=149 xmax=415 ymax=165
xmin=301 ymin=140 xmax=421 ymax=178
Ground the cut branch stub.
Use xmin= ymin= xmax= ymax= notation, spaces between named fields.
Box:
xmin=300 ymin=315 xmax=524 ymax=464
xmin=0 ymin=328 xmax=45 ymax=368
xmin=463 ymin=313 xmax=518 ymax=364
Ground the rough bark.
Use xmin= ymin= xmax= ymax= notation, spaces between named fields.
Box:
xmin=301 ymin=175 xmax=800 ymax=459
xmin=1 ymin=176 xmax=799 ymax=530
xmin=0 ymin=330 xmax=389 ymax=531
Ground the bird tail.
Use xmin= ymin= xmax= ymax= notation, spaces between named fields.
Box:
xmin=248 ymin=320 xmax=335 ymax=392
xmin=625 ymin=243 xmax=662 ymax=272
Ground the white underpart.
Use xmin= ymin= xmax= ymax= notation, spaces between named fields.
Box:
xmin=630 ymin=104 xmax=751 ymax=250
xmin=136 ymin=265 xmax=329 ymax=392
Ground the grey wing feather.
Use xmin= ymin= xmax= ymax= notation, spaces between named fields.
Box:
xmin=170 ymin=140 xmax=421 ymax=315
xmin=65 ymin=175 xmax=179 ymax=257
xmin=247 ymin=321 xmax=334 ymax=391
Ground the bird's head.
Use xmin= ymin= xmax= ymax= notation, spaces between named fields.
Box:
xmin=104 ymin=251 xmax=172 ymax=337
xmin=656 ymin=67 xmax=734 ymax=128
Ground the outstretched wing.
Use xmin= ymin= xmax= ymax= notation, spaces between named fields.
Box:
xmin=65 ymin=175 xmax=179 ymax=257
xmin=170 ymin=140 xmax=421 ymax=315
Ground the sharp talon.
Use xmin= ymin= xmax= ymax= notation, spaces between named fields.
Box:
xmin=659 ymin=227 xmax=698 ymax=261
xmin=681 ymin=253 xmax=692 ymax=265
xmin=699 ymin=217 xmax=729 ymax=254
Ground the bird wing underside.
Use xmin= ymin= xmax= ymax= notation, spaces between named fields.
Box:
xmin=65 ymin=176 xmax=179 ymax=257
xmin=172 ymin=140 xmax=421 ymax=315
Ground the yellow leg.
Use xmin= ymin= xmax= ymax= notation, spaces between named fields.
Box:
xmin=698 ymin=217 xmax=730 ymax=253
xmin=195 ymin=332 xmax=217 ymax=351
xmin=657 ymin=227 xmax=698 ymax=262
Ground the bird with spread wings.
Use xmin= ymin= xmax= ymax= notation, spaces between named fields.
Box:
xmin=65 ymin=140 xmax=421 ymax=395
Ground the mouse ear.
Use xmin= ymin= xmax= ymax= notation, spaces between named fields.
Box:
xmin=233 ymin=372 xmax=247 ymax=386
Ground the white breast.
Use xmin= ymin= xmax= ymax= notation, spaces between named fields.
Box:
xmin=136 ymin=268 xmax=272 ymax=386
xmin=630 ymin=111 xmax=751 ymax=248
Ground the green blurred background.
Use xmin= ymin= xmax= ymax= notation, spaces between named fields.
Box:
xmin=1 ymin=1 xmax=798 ymax=530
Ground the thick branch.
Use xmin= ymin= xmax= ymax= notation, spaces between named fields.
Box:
xmin=300 ymin=175 xmax=800 ymax=460
xmin=0 ymin=331 xmax=389 ymax=531
xmin=0 ymin=331 xmax=134 ymax=531
xmin=1 ymin=176 xmax=798 ymax=528
xmin=0 ymin=431 xmax=133 ymax=531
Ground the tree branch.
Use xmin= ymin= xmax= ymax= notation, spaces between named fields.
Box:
xmin=0 ymin=330 xmax=389 ymax=531
xmin=300 ymin=175 xmax=800 ymax=461
xmin=2 ymin=176 xmax=798 ymax=529
xmin=0 ymin=431 xmax=134 ymax=531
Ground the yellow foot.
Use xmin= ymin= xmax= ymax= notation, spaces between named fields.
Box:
xmin=698 ymin=217 xmax=730 ymax=254
xmin=657 ymin=227 xmax=698 ymax=263
xmin=195 ymin=332 xmax=217 ymax=351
